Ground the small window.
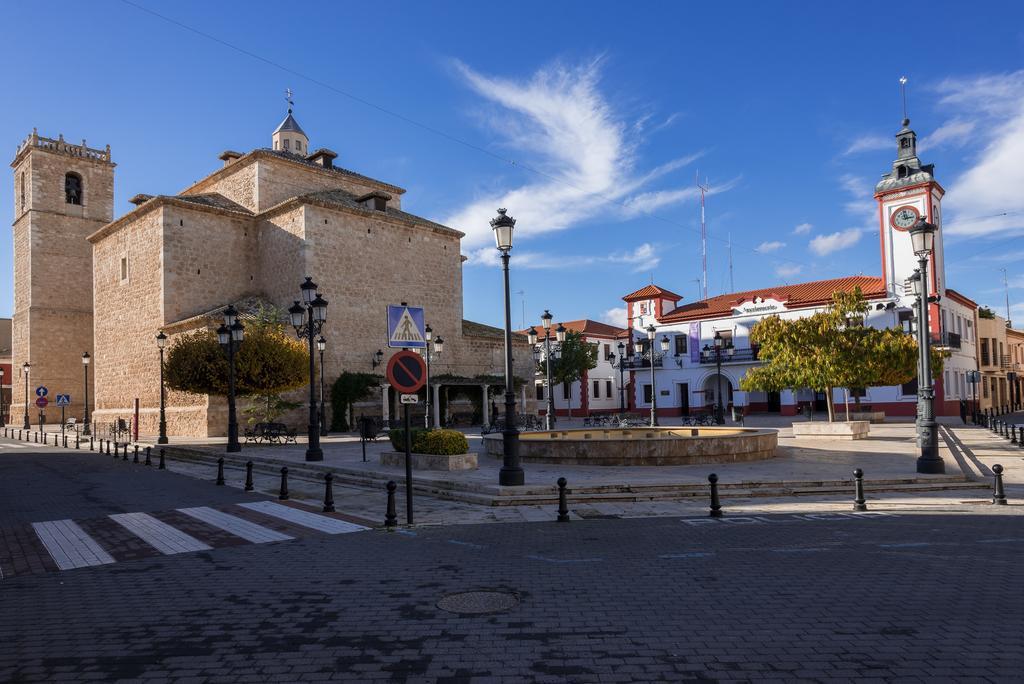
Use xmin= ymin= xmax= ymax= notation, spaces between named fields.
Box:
xmin=536 ymin=383 xmax=545 ymax=401
xmin=273 ymin=140 xmax=279 ymax=150
xmin=901 ymin=138 xmax=911 ymax=149
xmin=605 ymin=380 xmax=612 ymax=398
xmin=604 ymin=343 xmax=611 ymax=360
xmin=562 ymin=383 xmax=570 ymax=400
xmin=119 ymin=256 xmax=129 ymax=282
xmin=295 ymin=140 xmax=302 ymax=152
xmin=674 ymin=335 xmax=687 ymax=356
xmin=283 ymin=139 xmax=290 ymax=150
xmin=65 ymin=173 xmax=83 ymax=205
xmin=19 ymin=173 xmax=25 ymax=210
xmin=901 ymin=378 xmax=918 ymax=397
xmin=592 ymin=380 xmax=600 ymax=398
xmin=643 ymin=384 xmax=653 ymax=403
xmin=983 ymin=377 xmax=989 ymax=398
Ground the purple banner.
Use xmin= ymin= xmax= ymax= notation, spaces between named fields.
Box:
xmin=689 ymin=323 xmax=700 ymax=363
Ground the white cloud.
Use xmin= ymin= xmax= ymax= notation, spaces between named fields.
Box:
xmin=774 ymin=264 xmax=802 ymax=278
xmin=600 ymin=307 xmax=627 ymax=326
xmin=935 ymin=71 xmax=1024 ymax=237
xmin=792 ymin=222 xmax=813 ymax=235
xmin=843 ymin=134 xmax=890 ymax=156
xmin=809 ymin=228 xmax=863 ymax=256
xmin=919 ymin=118 xmax=976 ymax=151
xmin=756 ymin=241 xmax=786 ymax=253
xmin=506 ymin=242 xmax=661 ymax=272
xmin=442 ymin=59 xmax=713 ymax=255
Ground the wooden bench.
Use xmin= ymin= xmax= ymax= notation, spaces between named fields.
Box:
xmin=244 ymin=422 xmax=298 ymax=444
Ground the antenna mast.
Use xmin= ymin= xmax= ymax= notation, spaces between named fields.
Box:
xmin=697 ymin=171 xmax=710 ymax=300
xmin=728 ymin=232 xmax=734 ymax=293
xmin=1002 ymin=268 xmax=1012 ymax=326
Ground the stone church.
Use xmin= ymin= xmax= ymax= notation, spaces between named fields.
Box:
xmin=10 ymin=110 xmax=532 ymax=437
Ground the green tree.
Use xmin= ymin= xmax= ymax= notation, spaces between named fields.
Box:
xmin=978 ymin=307 xmax=996 ymax=320
xmin=741 ymin=288 xmax=945 ymax=421
xmin=330 ymin=371 xmax=382 ymax=431
xmin=164 ymin=308 xmax=309 ymax=423
xmin=546 ymin=330 xmax=597 ymax=418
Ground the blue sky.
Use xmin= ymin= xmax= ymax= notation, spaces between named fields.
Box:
xmin=2 ymin=1 xmax=1023 ymax=331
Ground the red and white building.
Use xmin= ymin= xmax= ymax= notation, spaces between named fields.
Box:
xmin=619 ymin=115 xmax=978 ymax=418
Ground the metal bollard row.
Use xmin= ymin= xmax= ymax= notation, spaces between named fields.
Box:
xmin=216 ymin=458 xmax=226 ymax=486
xmin=557 ymin=477 xmax=570 ymax=522
xmin=708 ymin=473 xmax=723 ymax=517
xmin=244 ymin=461 xmax=254 ymax=491
xmin=385 ymin=481 xmax=398 ymax=529
xmin=323 ymin=473 xmax=335 ymax=513
xmin=278 ymin=467 xmax=289 ymax=500
xmin=992 ymin=464 xmax=1007 ymax=505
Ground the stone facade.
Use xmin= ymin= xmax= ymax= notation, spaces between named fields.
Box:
xmin=7 ymin=116 xmax=532 ymax=437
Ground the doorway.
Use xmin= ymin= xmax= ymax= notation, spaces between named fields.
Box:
xmin=767 ymin=390 xmax=781 ymax=412
xmin=678 ymin=383 xmax=690 ymax=416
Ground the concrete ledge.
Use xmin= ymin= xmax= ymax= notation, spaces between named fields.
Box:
xmin=792 ymin=421 xmax=870 ymax=440
xmin=850 ymin=411 xmax=886 ymax=424
xmin=380 ymin=450 xmax=478 ymax=471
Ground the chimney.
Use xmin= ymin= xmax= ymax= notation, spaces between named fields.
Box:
xmin=307 ymin=148 xmax=338 ymax=169
xmin=129 ymin=193 xmax=154 ymax=206
xmin=218 ymin=150 xmax=243 ymax=167
xmin=356 ymin=191 xmax=392 ymax=212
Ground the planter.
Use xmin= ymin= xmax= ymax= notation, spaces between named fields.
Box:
xmin=849 ymin=411 xmax=885 ymax=424
xmin=791 ymin=420 xmax=869 ymax=440
xmin=380 ymin=450 xmax=478 ymax=471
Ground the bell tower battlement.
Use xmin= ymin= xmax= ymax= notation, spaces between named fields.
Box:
xmin=10 ymin=128 xmax=114 ymax=425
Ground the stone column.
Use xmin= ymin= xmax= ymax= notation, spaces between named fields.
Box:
xmin=381 ymin=384 xmax=390 ymax=424
xmin=520 ymin=384 xmax=527 ymax=415
xmin=433 ymin=383 xmax=441 ymax=428
xmin=481 ymin=385 xmax=489 ymax=426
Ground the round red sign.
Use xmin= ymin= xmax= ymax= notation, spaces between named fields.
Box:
xmin=386 ymin=350 xmax=427 ymax=394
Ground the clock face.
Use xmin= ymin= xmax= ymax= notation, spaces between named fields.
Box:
xmin=890 ymin=205 xmax=920 ymax=231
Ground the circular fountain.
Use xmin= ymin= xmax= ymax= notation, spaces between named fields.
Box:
xmin=482 ymin=426 xmax=777 ymax=466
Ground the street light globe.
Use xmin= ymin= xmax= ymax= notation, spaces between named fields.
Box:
xmin=646 ymin=324 xmax=657 ymax=341
xmin=541 ymin=309 xmax=553 ymax=331
xmin=311 ymin=293 xmax=328 ymax=323
xmin=434 ymin=336 xmax=444 ymax=355
xmin=288 ymin=301 xmax=305 ymax=329
xmin=316 ymin=336 xmax=326 ymax=353
xmin=424 ymin=324 xmax=432 ymax=342
xmin=22 ymin=362 xmax=29 ymax=375
xmin=155 ymin=331 xmax=167 ymax=350
xmin=660 ymin=335 xmax=670 ymax=353
xmin=490 ymin=208 xmax=515 ymax=252
xmin=556 ymin=323 xmax=567 ymax=343
xmin=82 ymin=352 xmax=91 ymax=366
xmin=527 ymin=327 xmax=538 ymax=345
xmin=300 ymin=276 xmax=318 ymax=304
xmin=909 ymin=218 xmax=936 ymax=257
xmin=216 ymin=324 xmax=230 ymax=346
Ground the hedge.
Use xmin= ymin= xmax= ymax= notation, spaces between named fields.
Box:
xmin=387 ymin=428 xmax=469 ymax=455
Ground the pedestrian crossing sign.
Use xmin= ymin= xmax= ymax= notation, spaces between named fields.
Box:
xmin=387 ymin=304 xmax=426 ymax=349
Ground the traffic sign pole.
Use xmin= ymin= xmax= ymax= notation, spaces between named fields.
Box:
xmin=404 ymin=401 xmax=413 ymax=525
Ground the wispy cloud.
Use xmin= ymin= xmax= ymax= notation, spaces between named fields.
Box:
xmin=936 ymin=70 xmax=1024 ymax=237
xmin=442 ymin=59 xmax=714 ymax=256
xmin=919 ymin=118 xmax=976 ymax=151
xmin=508 ymin=242 xmax=661 ymax=272
xmin=756 ymin=241 xmax=786 ymax=253
xmin=809 ymin=228 xmax=862 ymax=256
xmin=843 ymin=134 xmax=890 ymax=156
xmin=774 ymin=264 xmax=802 ymax=278
xmin=600 ymin=307 xmax=628 ymax=326
xmin=792 ymin=222 xmax=813 ymax=235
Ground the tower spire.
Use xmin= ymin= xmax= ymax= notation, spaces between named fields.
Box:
xmin=899 ymin=76 xmax=909 ymax=126
xmin=285 ymin=87 xmax=294 ymax=114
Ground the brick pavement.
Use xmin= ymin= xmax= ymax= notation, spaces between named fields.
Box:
xmin=0 ymin=509 xmax=1021 ymax=681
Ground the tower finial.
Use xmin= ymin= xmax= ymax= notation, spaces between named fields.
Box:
xmin=285 ymin=87 xmax=294 ymax=114
xmin=899 ymin=76 xmax=909 ymax=126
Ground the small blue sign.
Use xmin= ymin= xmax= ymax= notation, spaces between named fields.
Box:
xmin=387 ymin=305 xmax=426 ymax=349
xmin=55 ymin=394 xmax=71 ymax=407
xmin=35 ymin=386 xmax=48 ymax=398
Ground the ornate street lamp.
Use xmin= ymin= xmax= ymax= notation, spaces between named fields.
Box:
xmin=217 ymin=306 xmax=244 ymax=453
xmin=316 ymin=336 xmax=327 ymax=436
xmin=491 ymin=208 xmax=524 ymax=486
xmin=0 ymin=366 xmax=5 ymax=428
xmin=530 ymin=311 xmax=563 ymax=430
xmin=714 ymin=330 xmax=725 ymax=424
xmin=22 ymin=362 xmax=30 ymax=430
xmin=646 ymin=325 xmax=660 ymax=426
xmin=289 ymin=278 xmax=328 ymax=462
xmin=155 ymin=333 xmax=168 ymax=444
xmin=614 ymin=340 xmax=627 ymax=413
xmin=422 ymin=332 xmax=442 ymax=429
xmin=909 ymin=218 xmax=943 ymax=474
xmin=80 ymin=353 xmax=90 ymax=436
xmin=371 ymin=349 xmax=384 ymax=370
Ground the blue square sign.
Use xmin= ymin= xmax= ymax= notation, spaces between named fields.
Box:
xmin=387 ymin=305 xmax=426 ymax=349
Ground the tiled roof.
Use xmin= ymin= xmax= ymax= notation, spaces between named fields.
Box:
xmin=658 ymin=275 xmax=887 ymax=323
xmin=273 ymin=112 xmax=306 ymax=136
xmin=622 ymin=284 xmax=683 ymax=302
xmin=944 ymin=288 xmax=978 ymax=309
xmin=301 ymin=189 xmax=463 ymax=238
xmin=518 ymin=319 xmax=626 ymax=339
xmin=463 ymin=319 xmax=527 ymax=342
xmin=174 ymin=193 xmax=253 ymax=214
xmin=258 ymin=149 xmax=404 ymax=194
xmin=163 ymin=295 xmax=279 ymax=332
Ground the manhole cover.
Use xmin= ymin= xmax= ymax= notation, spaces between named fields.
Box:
xmin=436 ymin=590 xmax=519 ymax=615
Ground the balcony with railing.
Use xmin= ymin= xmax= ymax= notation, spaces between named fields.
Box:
xmin=698 ymin=346 xmax=760 ymax=365
xmin=931 ymin=331 xmax=961 ymax=350
xmin=618 ymin=353 xmax=664 ymax=370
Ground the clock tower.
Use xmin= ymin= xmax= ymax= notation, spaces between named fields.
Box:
xmin=874 ymin=116 xmax=946 ymax=317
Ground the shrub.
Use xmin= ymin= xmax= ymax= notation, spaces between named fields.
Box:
xmin=387 ymin=428 xmax=469 ymax=455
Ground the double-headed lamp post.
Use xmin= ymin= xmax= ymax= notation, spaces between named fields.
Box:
xmin=289 ymin=278 xmax=328 ymax=462
xmin=22 ymin=362 xmax=30 ymax=429
xmin=81 ymin=353 xmax=91 ymax=436
xmin=155 ymin=333 xmax=168 ymax=444
xmin=492 ymin=208 xmax=524 ymax=486
xmin=217 ymin=306 xmax=245 ymax=453
xmin=316 ymin=336 xmax=327 ymax=436
xmin=646 ymin=325 xmax=670 ymax=427
xmin=614 ymin=341 xmax=627 ymax=413
xmin=422 ymin=326 xmax=443 ymax=429
xmin=527 ymin=312 xmax=564 ymax=430
xmin=909 ymin=218 xmax=944 ymax=474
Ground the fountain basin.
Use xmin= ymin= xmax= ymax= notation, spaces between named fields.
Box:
xmin=482 ymin=427 xmax=777 ymax=466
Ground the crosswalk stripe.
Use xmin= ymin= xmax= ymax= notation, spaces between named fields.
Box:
xmin=31 ymin=520 xmax=116 ymax=570
xmin=109 ymin=512 xmax=212 ymax=554
xmin=1 ymin=442 xmax=29 ymax=449
xmin=238 ymin=501 xmax=368 ymax=534
xmin=177 ymin=507 xmax=293 ymax=544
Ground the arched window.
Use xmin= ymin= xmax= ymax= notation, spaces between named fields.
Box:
xmin=65 ymin=173 xmax=83 ymax=205
xmin=896 ymin=165 xmax=909 ymax=179
xmin=19 ymin=173 xmax=25 ymax=210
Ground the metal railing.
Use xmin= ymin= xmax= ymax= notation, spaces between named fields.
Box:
xmin=698 ymin=347 xmax=759 ymax=364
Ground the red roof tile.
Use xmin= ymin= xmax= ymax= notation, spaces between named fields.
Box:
xmin=517 ymin=319 xmax=627 ymax=339
xmin=622 ymin=284 xmax=683 ymax=302
xmin=944 ymin=288 xmax=978 ymax=309
xmin=658 ymin=276 xmax=887 ymax=323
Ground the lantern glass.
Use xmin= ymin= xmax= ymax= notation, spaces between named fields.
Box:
xmin=424 ymin=324 xmax=432 ymax=342
xmin=492 ymin=224 xmax=513 ymax=251
xmin=300 ymin=277 xmax=317 ymax=304
xmin=23 ymin=362 xmax=30 ymax=375
xmin=434 ymin=337 xmax=444 ymax=355
xmin=532 ymin=346 xmax=541 ymax=361
xmin=527 ymin=327 xmax=538 ymax=345
xmin=556 ymin=324 xmax=567 ymax=343
xmin=909 ymin=270 xmax=923 ymax=297
xmin=646 ymin=324 xmax=656 ymax=341
xmin=230 ymin=321 xmax=245 ymax=343
xmin=311 ymin=294 xmax=328 ymax=322
xmin=155 ymin=332 xmax=167 ymax=350
xmin=714 ymin=330 xmax=723 ymax=348
xmin=618 ymin=341 xmax=625 ymax=355
xmin=660 ymin=335 xmax=670 ymax=352
xmin=541 ymin=310 xmax=553 ymax=331
xmin=223 ymin=304 xmax=238 ymax=327
xmin=316 ymin=336 xmax=326 ymax=353
xmin=82 ymin=352 xmax=91 ymax=366
xmin=909 ymin=219 xmax=936 ymax=256
xmin=288 ymin=301 xmax=305 ymax=328
xmin=216 ymin=324 xmax=230 ymax=346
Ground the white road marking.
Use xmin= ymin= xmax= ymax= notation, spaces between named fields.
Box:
xmin=110 ymin=512 xmax=211 ymax=554
xmin=238 ymin=501 xmax=368 ymax=534
xmin=1 ymin=442 xmax=29 ymax=449
xmin=178 ymin=507 xmax=293 ymax=544
xmin=31 ymin=520 xmax=116 ymax=570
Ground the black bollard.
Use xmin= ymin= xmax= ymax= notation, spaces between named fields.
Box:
xmin=557 ymin=477 xmax=570 ymax=522
xmin=216 ymin=457 xmax=226 ymax=486
xmin=158 ymin=448 xmax=166 ymax=470
xmin=113 ymin=441 xmax=118 ymax=458
xmin=74 ymin=436 xmax=79 ymax=450
xmin=244 ymin=461 xmax=254 ymax=492
xmin=385 ymin=481 xmax=398 ymax=529
xmin=63 ymin=435 xmax=68 ymax=448
xmin=852 ymin=468 xmax=867 ymax=511
xmin=992 ymin=464 xmax=1007 ymax=505
xmin=323 ymin=473 xmax=336 ymax=513
xmin=708 ymin=473 xmax=723 ymax=518
xmin=1013 ymin=426 xmax=1019 ymax=445
xmin=122 ymin=443 xmax=128 ymax=461
xmin=145 ymin=446 xmax=152 ymax=466
xmin=133 ymin=445 xmax=140 ymax=464
xmin=278 ymin=467 xmax=289 ymax=500
xmin=90 ymin=437 xmax=94 ymax=451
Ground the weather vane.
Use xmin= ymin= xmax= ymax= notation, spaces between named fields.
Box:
xmin=285 ymin=87 xmax=294 ymax=113
xmin=899 ymin=76 xmax=908 ymax=123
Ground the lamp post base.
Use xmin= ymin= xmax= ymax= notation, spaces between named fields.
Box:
xmin=157 ymin=436 xmax=168 ymax=445
xmin=305 ymin=448 xmax=324 ymax=462
xmin=499 ymin=429 xmax=524 ymax=486
xmin=915 ymin=451 xmax=945 ymax=474
xmin=499 ymin=466 xmax=524 ymax=486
